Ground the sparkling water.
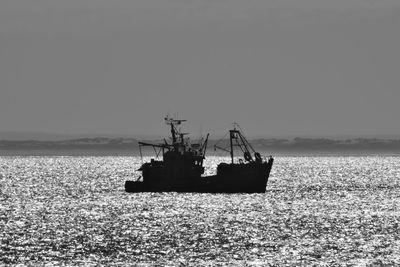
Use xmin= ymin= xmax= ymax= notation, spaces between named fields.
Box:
xmin=1 ymin=156 xmax=400 ymax=265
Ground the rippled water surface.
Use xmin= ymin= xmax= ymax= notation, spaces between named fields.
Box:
xmin=1 ymin=156 xmax=400 ymax=266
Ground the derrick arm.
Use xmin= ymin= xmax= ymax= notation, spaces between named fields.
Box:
xmin=202 ymin=133 xmax=210 ymax=156
xmin=138 ymin=142 xmax=170 ymax=149
xmin=237 ymin=131 xmax=254 ymax=162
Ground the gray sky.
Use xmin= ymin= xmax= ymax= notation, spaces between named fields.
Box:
xmin=1 ymin=0 xmax=400 ymax=138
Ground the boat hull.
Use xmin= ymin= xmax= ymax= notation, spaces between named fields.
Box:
xmin=125 ymin=158 xmax=273 ymax=193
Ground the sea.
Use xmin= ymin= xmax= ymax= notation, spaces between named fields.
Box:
xmin=1 ymin=155 xmax=400 ymax=266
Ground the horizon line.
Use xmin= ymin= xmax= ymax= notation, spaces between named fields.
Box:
xmin=1 ymin=132 xmax=400 ymax=142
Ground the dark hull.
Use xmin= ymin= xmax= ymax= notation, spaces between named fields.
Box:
xmin=125 ymin=158 xmax=273 ymax=193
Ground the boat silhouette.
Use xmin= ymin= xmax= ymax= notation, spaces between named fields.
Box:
xmin=125 ymin=117 xmax=273 ymax=193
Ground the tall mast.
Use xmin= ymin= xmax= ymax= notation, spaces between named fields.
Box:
xmin=170 ymin=124 xmax=177 ymax=143
xmin=229 ymin=130 xmax=234 ymax=164
xmin=213 ymin=123 xmax=255 ymax=163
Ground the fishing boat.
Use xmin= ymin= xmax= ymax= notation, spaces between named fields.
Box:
xmin=125 ymin=117 xmax=274 ymax=193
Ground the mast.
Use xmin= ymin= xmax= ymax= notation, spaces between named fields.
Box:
xmin=214 ymin=123 xmax=256 ymax=163
xmin=229 ymin=130 xmax=234 ymax=164
xmin=170 ymin=124 xmax=177 ymax=143
xmin=165 ymin=116 xmax=186 ymax=148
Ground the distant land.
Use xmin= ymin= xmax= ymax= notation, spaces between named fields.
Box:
xmin=0 ymin=132 xmax=163 ymax=141
xmin=1 ymin=136 xmax=400 ymax=156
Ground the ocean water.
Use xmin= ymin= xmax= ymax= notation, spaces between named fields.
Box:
xmin=1 ymin=156 xmax=400 ymax=266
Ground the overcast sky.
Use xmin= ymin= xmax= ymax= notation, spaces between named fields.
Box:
xmin=1 ymin=0 xmax=400 ymax=138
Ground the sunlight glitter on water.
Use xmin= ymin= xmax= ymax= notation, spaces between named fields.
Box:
xmin=1 ymin=156 xmax=400 ymax=265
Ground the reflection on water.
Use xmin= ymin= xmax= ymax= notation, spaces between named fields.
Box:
xmin=1 ymin=156 xmax=400 ymax=265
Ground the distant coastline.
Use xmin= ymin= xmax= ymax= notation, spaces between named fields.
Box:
xmin=1 ymin=137 xmax=400 ymax=156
